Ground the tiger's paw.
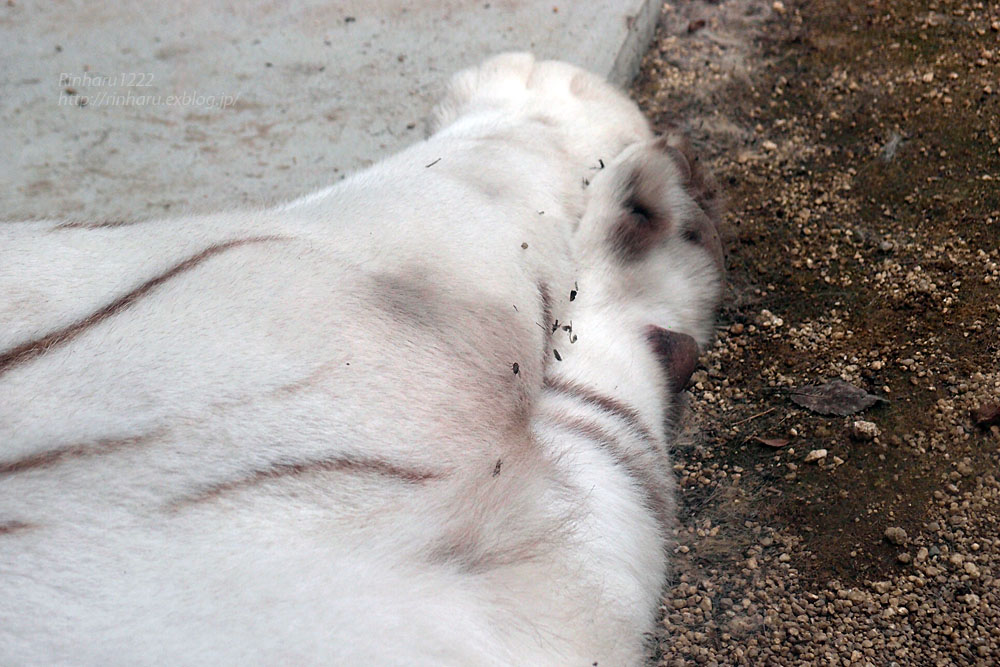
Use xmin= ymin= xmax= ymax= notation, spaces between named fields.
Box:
xmin=428 ymin=52 xmax=652 ymax=171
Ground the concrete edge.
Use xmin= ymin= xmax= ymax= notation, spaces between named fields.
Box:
xmin=608 ymin=0 xmax=664 ymax=87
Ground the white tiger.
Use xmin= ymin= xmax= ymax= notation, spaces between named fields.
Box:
xmin=0 ymin=53 xmax=723 ymax=665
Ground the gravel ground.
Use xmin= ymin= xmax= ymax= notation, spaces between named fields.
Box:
xmin=632 ymin=1 xmax=1000 ymax=664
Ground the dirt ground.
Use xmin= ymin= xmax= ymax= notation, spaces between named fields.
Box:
xmin=632 ymin=0 xmax=1000 ymax=664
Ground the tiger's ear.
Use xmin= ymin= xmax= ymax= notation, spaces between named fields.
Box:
xmin=656 ymin=132 xmax=724 ymax=243
xmin=645 ymin=325 xmax=699 ymax=394
xmin=657 ymin=133 xmax=727 ymax=271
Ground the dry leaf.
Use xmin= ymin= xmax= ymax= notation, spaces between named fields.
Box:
xmin=974 ymin=403 xmax=1000 ymax=427
xmin=755 ymin=437 xmax=789 ymax=448
xmin=790 ymin=380 xmax=887 ymax=416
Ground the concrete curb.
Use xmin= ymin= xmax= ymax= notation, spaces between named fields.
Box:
xmin=2 ymin=1 xmax=664 ymax=220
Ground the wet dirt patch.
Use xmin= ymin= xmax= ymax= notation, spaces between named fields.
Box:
xmin=635 ymin=0 xmax=1000 ymax=663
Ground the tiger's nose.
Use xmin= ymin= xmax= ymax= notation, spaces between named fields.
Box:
xmin=644 ymin=325 xmax=700 ymax=394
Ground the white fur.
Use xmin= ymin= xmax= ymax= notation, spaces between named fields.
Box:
xmin=0 ymin=53 xmax=722 ymax=665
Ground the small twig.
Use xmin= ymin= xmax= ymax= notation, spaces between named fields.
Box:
xmin=425 ymin=157 xmax=441 ymax=168
xmin=740 ymin=413 xmax=791 ymax=448
xmin=730 ymin=406 xmax=778 ymax=427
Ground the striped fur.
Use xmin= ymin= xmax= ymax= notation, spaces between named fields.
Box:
xmin=0 ymin=53 xmax=723 ymax=665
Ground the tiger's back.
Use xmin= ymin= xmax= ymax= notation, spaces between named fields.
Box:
xmin=1 ymin=53 xmax=724 ymax=665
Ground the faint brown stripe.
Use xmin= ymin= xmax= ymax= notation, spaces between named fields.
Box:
xmin=54 ymin=220 xmax=140 ymax=230
xmin=538 ymin=281 xmax=552 ymax=333
xmin=543 ymin=377 xmax=655 ymax=445
xmin=0 ymin=236 xmax=283 ymax=377
xmin=265 ymin=361 xmax=337 ymax=399
xmin=550 ymin=411 xmax=672 ymax=527
xmin=172 ymin=455 xmax=443 ymax=508
xmin=430 ymin=528 xmax=547 ymax=575
xmin=0 ymin=520 xmax=34 ymax=536
xmin=0 ymin=429 xmax=166 ymax=476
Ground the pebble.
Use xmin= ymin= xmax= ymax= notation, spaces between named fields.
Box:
xmin=850 ymin=420 xmax=880 ymax=441
xmin=884 ymin=527 xmax=908 ymax=545
xmin=803 ymin=449 xmax=827 ymax=463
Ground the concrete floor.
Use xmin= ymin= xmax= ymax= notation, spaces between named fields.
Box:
xmin=2 ymin=0 xmax=661 ymax=221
